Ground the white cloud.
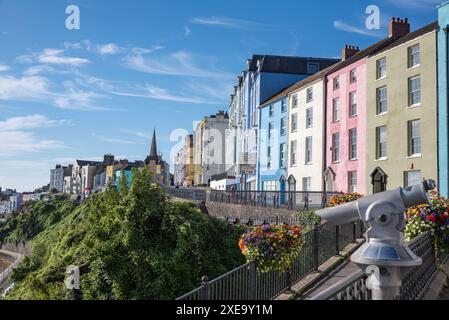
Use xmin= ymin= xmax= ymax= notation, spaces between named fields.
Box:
xmin=96 ymin=43 xmax=121 ymax=55
xmin=189 ymin=16 xmax=268 ymax=29
xmin=112 ymin=84 xmax=220 ymax=104
xmin=124 ymin=50 xmax=232 ymax=78
xmin=119 ymin=129 xmax=151 ymax=139
xmin=333 ymin=20 xmax=383 ymax=37
xmin=184 ymin=26 xmax=191 ymax=37
xmin=53 ymin=90 xmax=113 ymax=111
xmin=0 ymin=75 xmax=49 ymax=100
xmin=0 ymin=64 xmax=10 ymax=72
xmin=0 ymin=115 xmax=67 ymax=158
xmin=0 ymin=114 xmax=67 ymax=131
xmin=91 ymin=133 xmax=145 ymax=145
xmin=17 ymin=48 xmax=90 ymax=67
xmin=386 ymin=0 xmax=441 ymax=8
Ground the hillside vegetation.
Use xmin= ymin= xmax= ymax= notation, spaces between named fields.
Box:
xmin=0 ymin=167 xmax=246 ymax=300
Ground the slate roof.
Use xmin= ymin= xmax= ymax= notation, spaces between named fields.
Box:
xmin=260 ymin=21 xmax=438 ymax=108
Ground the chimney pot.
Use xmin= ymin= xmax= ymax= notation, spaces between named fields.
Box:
xmin=342 ymin=44 xmax=360 ymax=61
xmin=389 ymin=16 xmax=410 ymax=38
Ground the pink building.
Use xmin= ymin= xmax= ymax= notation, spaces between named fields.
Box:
xmin=325 ymin=46 xmax=368 ymax=195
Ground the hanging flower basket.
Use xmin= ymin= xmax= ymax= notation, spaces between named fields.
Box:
xmin=239 ymin=224 xmax=303 ymax=273
xmin=327 ymin=193 xmax=363 ymax=207
xmin=405 ymin=191 xmax=449 ymax=254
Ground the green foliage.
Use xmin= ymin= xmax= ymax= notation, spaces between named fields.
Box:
xmin=2 ymin=167 xmax=245 ymax=300
xmin=296 ymin=210 xmax=321 ymax=233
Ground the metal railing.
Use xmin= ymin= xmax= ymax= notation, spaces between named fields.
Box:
xmin=310 ymin=231 xmax=447 ymax=300
xmin=159 ymin=184 xmax=207 ymax=202
xmin=176 ymin=220 xmax=365 ymax=300
xmin=0 ymin=252 xmax=23 ymax=287
xmin=208 ymin=190 xmax=342 ymax=211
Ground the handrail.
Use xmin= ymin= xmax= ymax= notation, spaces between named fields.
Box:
xmin=311 ymin=269 xmax=366 ymax=300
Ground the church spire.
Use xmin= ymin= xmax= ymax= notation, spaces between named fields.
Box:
xmin=150 ymin=128 xmax=158 ymax=160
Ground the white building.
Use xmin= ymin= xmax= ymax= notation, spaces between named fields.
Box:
xmin=194 ymin=111 xmax=229 ymax=186
xmin=50 ymin=165 xmax=65 ymax=192
xmin=287 ymin=69 xmax=330 ymax=193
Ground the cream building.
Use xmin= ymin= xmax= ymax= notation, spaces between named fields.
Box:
xmin=365 ymin=20 xmax=438 ymax=193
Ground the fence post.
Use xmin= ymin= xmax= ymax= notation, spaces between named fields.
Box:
xmin=200 ymin=276 xmax=209 ymax=300
xmin=335 ymin=225 xmax=340 ymax=255
xmin=352 ymin=222 xmax=357 ymax=242
xmin=249 ymin=262 xmax=257 ymax=300
xmin=287 ymin=267 xmax=293 ymax=292
xmin=313 ymin=225 xmax=320 ymax=271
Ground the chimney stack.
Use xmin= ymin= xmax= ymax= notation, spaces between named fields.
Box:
xmin=342 ymin=45 xmax=360 ymax=61
xmin=389 ymin=17 xmax=410 ymax=38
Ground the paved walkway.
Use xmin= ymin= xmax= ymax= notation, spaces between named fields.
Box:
xmin=299 ymin=260 xmax=361 ymax=299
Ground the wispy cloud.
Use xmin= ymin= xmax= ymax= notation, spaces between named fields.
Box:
xmin=184 ymin=26 xmax=191 ymax=37
xmin=385 ymin=0 xmax=441 ymax=9
xmin=119 ymin=129 xmax=151 ymax=139
xmin=0 ymin=114 xmax=67 ymax=131
xmin=17 ymin=48 xmax=90 ymax=67
xmin=333 ymin=20 xmax=383 ymax=37
xmin=0 ymin=75 xmax=50 ymax=100
xmin=91 ymin=133 xmax=145 ymax=145
xmin=0 ymin=64 xmax=10 ymax=72
xmin=124 ymin=50 xmax=232 ymax=78
xmin=112 ymin=84 xmax=220 ymax=104
xmin=0 ymin=115 xmax=67 ymax=157
xmin=189 ymin=16 xmax=269 ymax=30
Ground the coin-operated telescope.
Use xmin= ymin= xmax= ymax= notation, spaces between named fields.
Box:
xmin=316 ymin=179 xmax=436 ymax=300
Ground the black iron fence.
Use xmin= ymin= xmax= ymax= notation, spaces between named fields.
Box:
xmin=176 ymin=220 xmax=365 ymax=300
xmin=208 ymin=190 xmax=342 ymax=211
xmin=311 ymin=231 xmax=448 ymax=300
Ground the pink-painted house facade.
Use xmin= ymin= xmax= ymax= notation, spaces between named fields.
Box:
xmin=325 ymin=48 xmax=367 ymax=195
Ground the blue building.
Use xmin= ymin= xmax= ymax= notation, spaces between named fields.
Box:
xmin=257 ymin=95 xmax=289 ymax=199
xmin=438 ymin=2 xmax=449 ymax=197
xmin=234 ymin=55 xmax=339 ymax=190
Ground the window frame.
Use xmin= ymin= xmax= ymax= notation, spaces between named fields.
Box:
xmin=349 ymin=128 xmax=357 ymax=160
xmin=306 ymin=107 xmax=313 ymax=128
xmin=408 ymin=75 xmax=421 ymax=107
xmin=376 ymin=126 xmax=387 ymax=159
xmin=376 ymin=86 xmax=388 ymax=115
xmin=376 ymin=57 xmax=387 ymax=79
xmin=332 ymin=133 xmax=340 ymax=163
xmin=349 ymin=91 xmax=357 ymax=117
xmin=408 ymin=119 xmax=421 ymax=156
xmin=408 ymin=44 xmax=420 ymax=69
xmin=290 ymin=140 xmax=297 ymax=167
xmin=332 ymin=97 xmax=340 ymax=122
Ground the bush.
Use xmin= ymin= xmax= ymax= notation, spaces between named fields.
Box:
xmin=3 ymin=167 xmax=245 ymax=300
xmin=327 ymin=193 xmax=363 ymax=207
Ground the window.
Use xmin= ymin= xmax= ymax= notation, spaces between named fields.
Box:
xmin=377 ymin=57 xmax=387 ymax=79
xmin=409 ymin=75 xmax=421 ymax=106
xmin=306 ymin=87 xmax=313 ymax=102
xmin=376 ymin=126 xmax=387 ymax=159
xmin=349 ymin=128 xmax=357 ymax=160
xmin=263 ymin=180 xmax=277 ymax=191
xmin=269 ymin=105 xmax=274 ymax=117
xmin=267 ymin=146 xmax=271 ymax=169
xmin=307 ymin=62 xmax=320 ymax=74
xmin=348 ymin=171 xmax=357 ymax=193
xmin=281 ymin=99 xmax=287 ymax=113
xmin=350 ymin=69 xmax=357 ymax=83
xmin=333 ymin=77 xmax=340 ymax=90
xmin=268 ymin=122 xmax=274 ymax=139
xmin=280 ymin=143 xmax=287 ymax=168
xmin=306 ymin=108 xmax=313 ymax=127
xmin=302 ymin=177 xmax=312 ymax=191
xmin=349 ymin=91 xmax=357 ymax=117
xmin=291 ymin=113 xmax=298 ymax=132
xmin=292 ymin=94 xmax=298 ymax=108
xmin=332 ymin=133 xmax=339 ymax=163
xmin=290 ymin=140 xmax=297 ymax=166
xmin=377 ymin=86 xmax=388 ymax=114
xmin=408 ymin=119 xmax=421 ymax=156
xmin=404 ymin=170 xmax=422 ymax=187
xmin=408 ymin=44 xmax=420 ymax=68
xmin=305 ymin=136 xmax=313 ymax=164
xmin=280 ymin=117 xmax=287 ymax=135
xmin=332 ymin=98 xmax=340 ymax=122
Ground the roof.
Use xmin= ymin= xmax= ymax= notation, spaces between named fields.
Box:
xmin=75 ymin=160 xmax=103 ymax=166
xmin=260 ymin=21 xmax=437 ymax=107
xmin=369 ymin=21 xmax=437 ymax=56
xmin=249 ymin=54 xmax=339 ymax=75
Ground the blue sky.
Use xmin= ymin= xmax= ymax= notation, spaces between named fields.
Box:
xmin=0 ymin=0 xmax=443 ymax=191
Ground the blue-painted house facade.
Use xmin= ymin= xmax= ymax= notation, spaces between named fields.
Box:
xmin=257 ymin=95 xmax=289 ymax=198
xmin=438 ymin=2 xmax=449 ymax=197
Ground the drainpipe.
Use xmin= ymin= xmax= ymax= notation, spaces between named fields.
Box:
xmin=322 ymin=77 xmax=328 ymax=193
xmin=441 ymin=25 xmax=449 ymax=196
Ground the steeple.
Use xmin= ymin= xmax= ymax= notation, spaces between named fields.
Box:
xmin=150 ymin=129 xmax=158 ymax=160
